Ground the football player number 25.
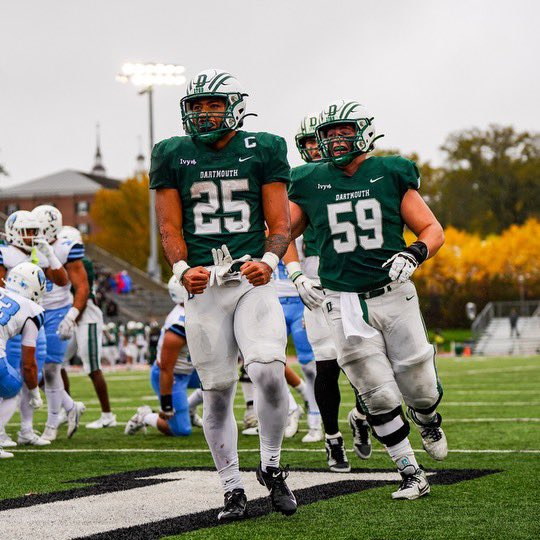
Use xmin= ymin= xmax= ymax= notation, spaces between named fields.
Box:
xmin=191 ymin=179 xmax=251 ymax=234
xmin=327 ymin=199 xmax=383 ymax=253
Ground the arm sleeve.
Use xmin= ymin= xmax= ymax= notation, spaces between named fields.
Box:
xmin=262 ymin=136 xmax=291 ymax=185
xmin=394 ymin=156 xmax=421 ymax=196
xmin=67 ymin=242 xmax=85 ymax=262
xmin=21 ymin=317 xmax=40 ymax=347
xmin=149 ymin=141 xmax=177 ymax=190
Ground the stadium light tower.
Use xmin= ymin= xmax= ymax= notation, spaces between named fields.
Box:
xmin=116 ymin=62 xmax=186 ymax=283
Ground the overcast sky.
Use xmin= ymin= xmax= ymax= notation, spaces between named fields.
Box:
xmin=1 ymin=0 xmax=538 ymax=185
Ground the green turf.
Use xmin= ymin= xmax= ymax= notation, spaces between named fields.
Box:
xmin=1 ymin=356 xmax=539 ymax=539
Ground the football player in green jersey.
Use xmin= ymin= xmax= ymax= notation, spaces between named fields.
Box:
xmin=288 ymin=100 xmax=446 ymax=500
xmin=150 ymin=69 xmax=296 ymax=521
xmin=285 ymin=113 xmax=373 ymax=471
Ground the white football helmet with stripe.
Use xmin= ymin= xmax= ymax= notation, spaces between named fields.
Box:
xmin=5 ymin=261 xmax=47 ymax=303
xmin=32 ymin=205 xmax=63 ymax=243
xmin=4 ymin=211 xmax=42 ymax=253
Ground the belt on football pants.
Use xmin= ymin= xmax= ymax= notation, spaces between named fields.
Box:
xmin=357 ymin=283 xmax=393 ymax=300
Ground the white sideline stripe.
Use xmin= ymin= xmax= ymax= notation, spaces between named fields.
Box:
xmin=448 ymin=365 xmax=540 ymax=376
xmin=11 ymin=448 xmax=540 ymax=454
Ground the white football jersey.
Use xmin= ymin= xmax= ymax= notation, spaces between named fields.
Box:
xmin=156 ymin=305 xmax=192 ymax=376
xmin=272 ymin=261 xmax=298 ymax=298
xmin=41 ymin=239 xmax=85 ymax=310
xmin=0 ymin=245 xmax=49 ymax=270
xmin=0 ymin=287 xmax=44 ymax=357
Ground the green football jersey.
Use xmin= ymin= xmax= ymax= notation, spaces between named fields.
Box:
xmin=291 ymin=165 xmax=319 ymax=257
xmin=150 ymin=131 xmax=290 ymax=266
xmin=71 ymin=257 xmax=95 ymax=301
xmin=288 ymin=155 xmax=420 ymax=292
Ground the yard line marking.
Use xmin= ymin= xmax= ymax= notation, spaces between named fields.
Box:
xmin=10 ymin=448 xmax=540 ymax=454
xmin=447 ymin=365 xmax=540 ymax=376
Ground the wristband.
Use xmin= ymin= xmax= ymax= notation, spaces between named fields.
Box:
xmin=49 ymin=254 xmax=63 ymax=270
xmin=285 ymin=261 xmax=303 ymax=282
xmin=405 ymin=241 xmax=429 ymax=265
xmin=261 ymin=252 xmax=280 ymax=271
xmin=66 ymin=307 xmax=80 ymax=321
xmin=172 ymin=260 xmax=191 ymax=283
xmin=29 ymin=386 xmax=40 ymax=396
xmin=160 ymin=394 xmax=174 ymax=412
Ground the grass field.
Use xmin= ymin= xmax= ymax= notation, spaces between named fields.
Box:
xmin=1 ymin=356 xmax=539 ymax=539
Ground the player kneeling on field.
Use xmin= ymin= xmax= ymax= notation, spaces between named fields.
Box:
xmin=0 ymin=263 xmax=47 ymax=458
xmin=125 ymin=277 xmax=199 ymax=436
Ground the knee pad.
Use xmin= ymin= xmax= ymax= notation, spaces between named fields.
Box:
xmin=43 ymin=363 xmax=61 ymax=387
xmin=300 ymin=361 xmax=316 ymax=382
xmin=247 ymin=361 xmax=286 ymax=407
xmin=396 ymin=358 xmax=443 ymax=414
xmin=361 ymin=381 xmax=402 ymax=416
xmin=367 ymin=405 xmax=410 ymax=446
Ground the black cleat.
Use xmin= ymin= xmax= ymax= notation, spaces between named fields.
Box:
xmin=325 ymin=435 xmax=351 ymax=472
xmin=217 ymin=488 xmax=247 ymax=522
xmin=256 ymin=463 xmax=297 ymax=516
xmin=348 ymin=409 xmax=372 ymax=460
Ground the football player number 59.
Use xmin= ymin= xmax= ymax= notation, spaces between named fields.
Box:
xmin=191 ymin=179 xmax=251 ymax=234
xmin=327 ymin=199 xmax=383 ymax=253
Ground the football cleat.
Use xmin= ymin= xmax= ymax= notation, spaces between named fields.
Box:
xmin=348 ymin=409 xmax=372 ymax=460
xmin=256 ymin=463 xmax=297 ymax=516
xmin=0 ymin=430 xmax=17 ymax=447
xmin=302 ymin=428 xmax=324 ymax=443
xmin=407 ymin=409 xmax=448 ymax=461
xmin=0 ymin=448 xmax=14 ymax=459
xmin=41 ymin=425 xmax=58 ymax=442
xmin=17 ymin=430 xmax=51 ymax=446
xmin=190 ymin=409 xmax=203 ymax=428
xmin=284 ymin=406 xmax=303 ymax=439
xmin=325 ymin=435 xmax=351 ymax=473
xmin=124 ymin=405 xmax=152 ymax=435
xmin=241 ymin=426 xmax=259 ymax=436
xmin=217 ymin=489 xmax=247 ymax=522
xmin=67 ymin=401 xmax=86 ymax=439
xmin=243 ymin=405 xmax=258 ymax=430
xmin=57 ymin=408 xmax=67 ymax=426
xmin=392 ymin=467 xmax=430 ymax=500
xmin=86 ymin=414 xmax=117 ymax=429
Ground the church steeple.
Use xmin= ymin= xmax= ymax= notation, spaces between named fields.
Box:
xmin=91 ymin=123 xmax=106 ymax=176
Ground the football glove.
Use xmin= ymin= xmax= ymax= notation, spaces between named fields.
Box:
xmin=159 ymin=394 xmax=175 ymax=420
xmin=57 ymin=307 xmax=79 ymax=340
xmin=382 ymin=241 xmax=428 ymax=283
xmin=34 ymin=237 xmax=62 ymax=269
xmin=28 ymin=387 xmax=43 ymax=409
xmin=286 ymin=262 xmax=324 ymax=310
xmin=211 ymin=244 xmax=251 ymax=286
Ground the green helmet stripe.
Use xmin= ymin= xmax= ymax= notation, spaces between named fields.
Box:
xmin=340 ymin=101 xmax=356 ymax=119
xmin=209 ymin=73 xmax=232 ymax=92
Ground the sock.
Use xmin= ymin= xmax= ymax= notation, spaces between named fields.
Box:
xmin=414 ymin=411 xmax=437 ymax=425
xmin=247 ymin=361 xmax=288 ymax=472
xmin=143 ymin=412 xmax=159 ymax=428
xmin=188 ymin=388 xmax=203 ymax=409
xmin=386 ymin=437 xmax=418 ymax=474
xmin=19 ymin=384 xmax=34 ymax=433
xmin=300 ymin=361 xmax=320 ymax=414
xmin=326 ymin=431 xmax=342 ymax=439
xmin=62 ymin=390 xmax=75 ymax=412
xmin=0 ymin=396 xmax=19 ymax=427
xmin=307 ymin=411 xmax=322 ymax=430
xmin=315 ymin=359 xmax=341 ymax=435
xmin=241 ymin=380 xmax=254 ymax=405
xmin=293 ymin=380 xmax=309 ymax=403
xmin=287 ymin=387 xmax=298 ymax=415
xmin=202 ymin=384 xmax=243 ymax=493
xmin=44 ymin=364 xmax=64 ymax=428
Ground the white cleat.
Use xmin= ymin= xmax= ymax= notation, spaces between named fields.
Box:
xmin=17 ymin=430 xmax=51 ymax=446
xmin=284 ymin=406 xmax=303 ymax=439
xmin=0 ymin=448 xmax=14 ymax=458
xmin=57 ymin=408 xmax=68 ymax=426
xmin=243 ymin=405 xmax=258 ymax=430
xmin=41 ymin=425 xmax=58 ymax=442
xmin=407 ymin=409 xmax=448 ymax=461
xmin=242 ymin=426 xmax=259 ymax=436
xmin=302 ymin=428 xmax=324 ymax=443
xmin=190 ymin=409 xmax=203 ymax=428
xmin=392 ymin=467 xmax=430 ymax=500
xmin=86 ymin=414 xmax=118 ymax=429
xmin=0 ymin=431 xmax=17 ymax=447
xmin=124 ymin=405 xmax=152 ymax=435
xmin=67 ymin=402 xmax=86 ymax=439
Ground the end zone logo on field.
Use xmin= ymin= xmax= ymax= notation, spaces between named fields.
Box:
xmin=0 ymin=467 xmax=498 ymax=539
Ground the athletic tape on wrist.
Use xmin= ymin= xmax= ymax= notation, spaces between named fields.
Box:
xmin=261 ymin=252 xmax=280 ymax=271
xmin=173 ymin=260 xmax=190 ymax=282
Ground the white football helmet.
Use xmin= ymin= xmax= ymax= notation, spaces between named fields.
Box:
xmin=58 ymin=225 xmax=83 ymax=244
xmin=316 ymin=100 xmax=383 ymax=166
xmin=180 ymin=69 xmax=249 ymax=143
xmin=168 ymin=275 xmax=184 ymax=305
xmin=4 ymin=211 xmax=42 ymax=252
xmin=127 ymin=321 xmax=137 ymax=330
xmin=32 ymin=205 xmax=63 ymax=243
xmin=4 ymin=262 xmax=47 ymax=303
xmin=295 ymin=112 xmax=322 ymax=163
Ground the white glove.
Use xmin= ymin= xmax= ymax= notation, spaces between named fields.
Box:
xmin=211 ymin=245 xmax=251 ymax=286
xmin=28 ymin=387 xmax=43 ymax=409
xmin=34 ymin=237 xmax=62 ymax=269
xmin=57 ymin=307 xmax=80 ymax=340
xmin=286 ymin=262 xmax=324 ymax=310
xmin=382 ymin=252 xmax=419 ymax=283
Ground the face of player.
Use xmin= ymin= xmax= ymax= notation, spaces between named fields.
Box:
xmin=20 ymin=227 xmax=40 ymax=247
xmin=325 ymin=123 xmax=356 ymax=158
xmin=190 ymin=97 xmax=227 ymax=132
xmin=304 ymin=137 xmax=322 ymax=161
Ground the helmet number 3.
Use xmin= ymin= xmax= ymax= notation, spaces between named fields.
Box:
xmin=191 ymin=179 xmax=251 ymax=234
xmin=327 ymin=199 xmax=383 ymax=253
